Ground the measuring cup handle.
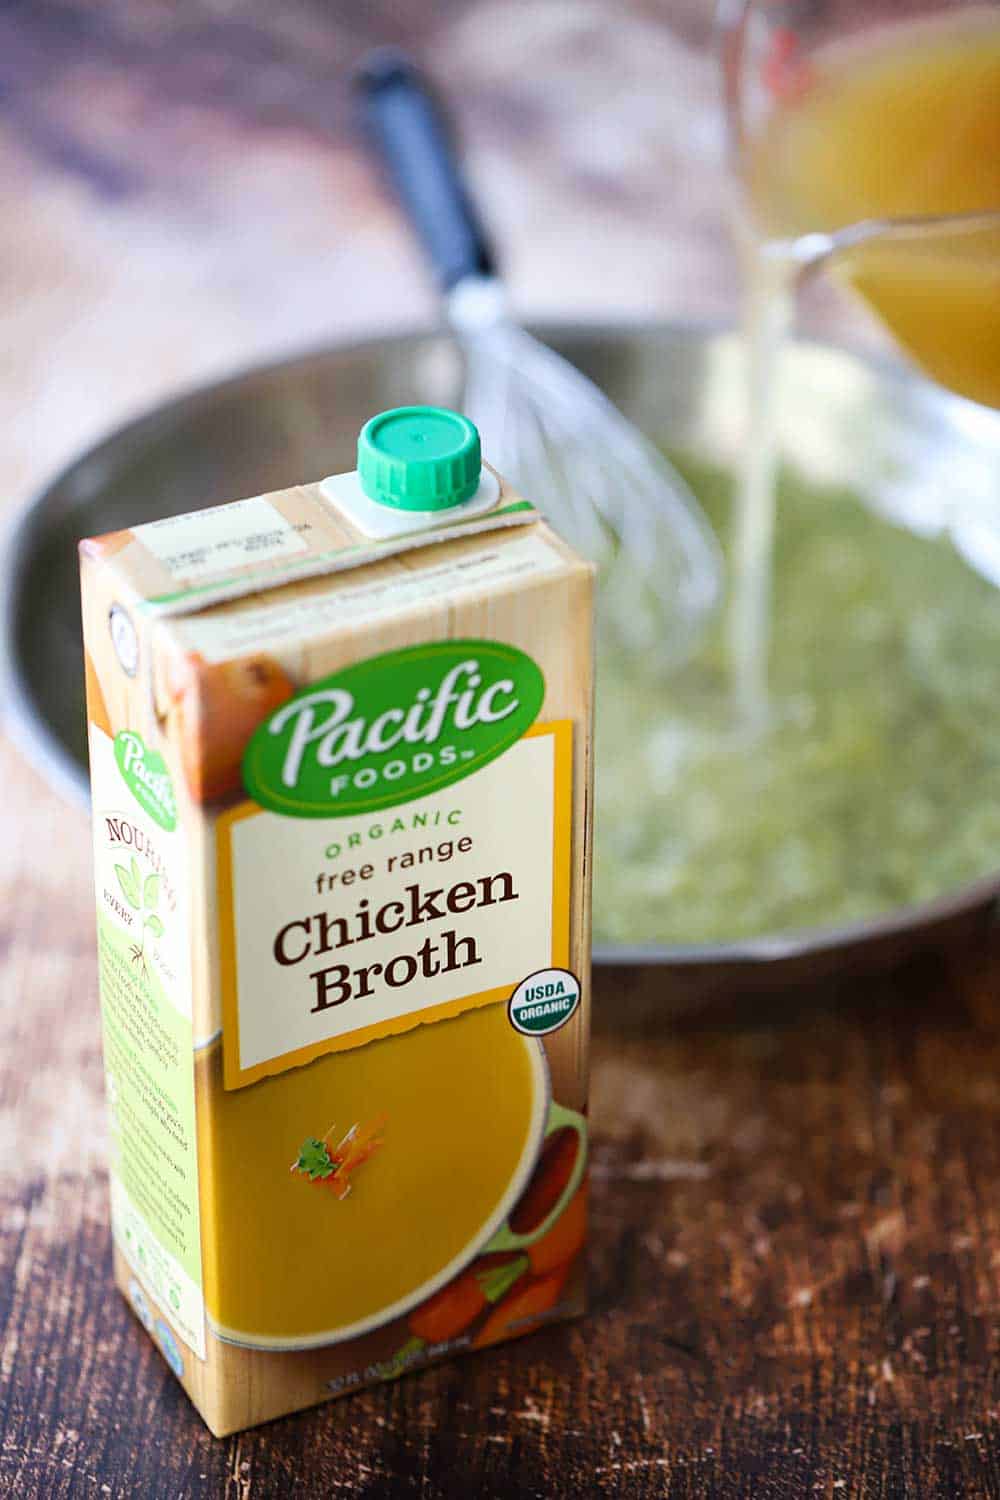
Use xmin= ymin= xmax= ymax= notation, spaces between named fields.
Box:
xmin=485 ymin=1102 xmax=588 ymax=1255
xmin=355 ymin=49 xmax=496 ymax=292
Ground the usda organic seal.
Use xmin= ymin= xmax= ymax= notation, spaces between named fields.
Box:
xmin=508 ymin=968 xmax=581 ymax=1037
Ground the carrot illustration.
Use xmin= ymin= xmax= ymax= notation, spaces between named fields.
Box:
xmin=409 ymin=1256 xmax=528 ymax=1345
xmin=525 ymin=1178 xmax=588 ymax=1278
xmin=290 ymin=1114 xmax=386 ymax=1199
xmin=471 ymin=1263 xmax=572 ymax=1350
xmin=322 ymin=1114 xmax=387 ymax=1197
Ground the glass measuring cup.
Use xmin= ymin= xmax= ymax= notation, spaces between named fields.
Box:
xmin=717 ymin=0 xmax=1000 ymax=718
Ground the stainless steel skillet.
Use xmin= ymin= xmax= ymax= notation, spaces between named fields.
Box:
xmin=5 ymin=321 xmax=1000 ymax=983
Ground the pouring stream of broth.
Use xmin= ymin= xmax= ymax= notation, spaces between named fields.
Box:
xmin=731 ymin=9 xmax=1000 ymax=722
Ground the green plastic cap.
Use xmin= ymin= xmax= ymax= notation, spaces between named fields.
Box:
xmin=357 ymin=406 xmax=482 ymax=512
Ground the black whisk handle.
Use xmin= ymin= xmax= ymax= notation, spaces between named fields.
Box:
xmin=355 ymin=48 xmax=497 ymax=292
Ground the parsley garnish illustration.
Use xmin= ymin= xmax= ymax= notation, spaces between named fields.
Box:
xmin=293 ymin=1137 xmax=336 ymax=1181
xmin=290 ymin=1116 xmax=386 ymax=1200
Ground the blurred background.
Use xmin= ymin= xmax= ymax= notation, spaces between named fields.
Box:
xmin=2 ymin=0 xmax=872 ymax=507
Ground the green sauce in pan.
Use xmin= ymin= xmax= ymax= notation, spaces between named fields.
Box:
xmin=594 ymin=453 xmax=1000 ymax=947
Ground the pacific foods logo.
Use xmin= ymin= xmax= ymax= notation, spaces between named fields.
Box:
xmin=243 ymin=640 xmax=545 ymax=817
xmin=114 ymin=731 xmax=177 ymax=832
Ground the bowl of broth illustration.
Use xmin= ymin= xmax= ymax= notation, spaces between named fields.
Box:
xmin=196 ymin=1003 xmax=585 ymax=1351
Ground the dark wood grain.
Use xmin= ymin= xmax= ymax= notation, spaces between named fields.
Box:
xmin=4 ymin=917 xmax=1000 ymax=1497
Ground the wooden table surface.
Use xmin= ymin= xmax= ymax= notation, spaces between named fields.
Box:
xmin=3 ymin=4 xmax=996 ymax=1497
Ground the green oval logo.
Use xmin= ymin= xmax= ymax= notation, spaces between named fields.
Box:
xmin=243 ymin=639 xmax=545 ymax=818
xmin=114 ymin=731 xmax=177 ymax=832
xmin=508 ymin=968 xmax=581 ymax=1036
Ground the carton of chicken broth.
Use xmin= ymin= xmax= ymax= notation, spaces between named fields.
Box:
xmin=79 ymin=407 xmax=594 ymax=1435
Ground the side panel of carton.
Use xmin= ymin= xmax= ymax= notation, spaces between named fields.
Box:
xmin=81 ymin=548 xmax=211 ymax=1389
